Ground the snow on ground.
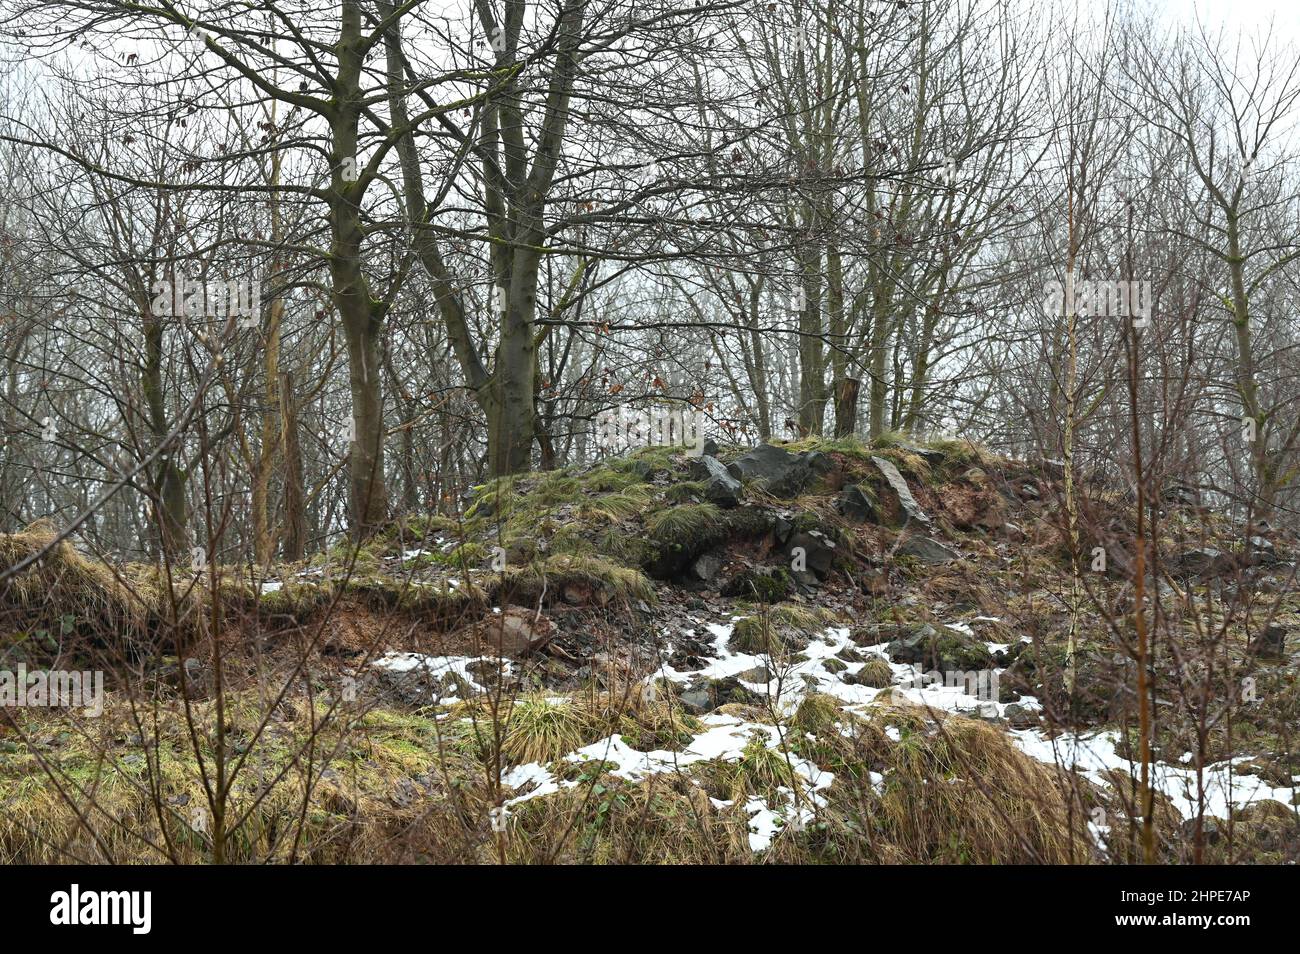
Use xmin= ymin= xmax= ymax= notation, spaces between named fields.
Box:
xmin=374 ymin=616 xmax=1296 ymax=850
xmin=372 ymin=651 xmax=513 ymax=704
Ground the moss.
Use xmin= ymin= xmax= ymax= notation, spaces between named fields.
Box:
xmin=722 ymin=567 xmax=792 ymax=602
xmin=664 ymin=480 xmax=708 ymax=503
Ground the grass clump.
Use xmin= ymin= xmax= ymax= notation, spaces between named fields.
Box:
xmin=499 ymin=694 xmax=601 ymax=764
xmin=646 ymin=503 xmax=724 ymax=553
xmin=848 ymin=657 xmax=894 ymax=688
xmin=792 ymin=692 xmax=846 ymax=734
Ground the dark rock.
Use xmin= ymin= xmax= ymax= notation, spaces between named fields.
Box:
xmin=702 ymin=438 xmax=720 ymax=458
xmin=721 ymin=566 xmax=793 ymax=601
xmin=689 ymin=552 xmax=722 ymax=582
xmin=689 ymin=454 xmax=743 ymax=507
xmin=785 ymin=528 xmax=837 ymax=578
xmin=1174 ymin=547 xmax=1236 ymax=577
xmin=837 ymin=483 xmax=880 ymax=522
xmin=870 ymin=456 xmax=932 ymax=528
xmin=897 ymin=443 xmax=949 ymax=466
xmin=1162 ymin=481 xmax=1200 ymax=507
xmin=678 ymin=676 xmax=757 ymax=714
xmin=772 ymin=514 xmax=794 ymax=545
xmin=1251 ymin=623 xmax=1287 ymax=659
xmin=726 ymin=443 xmax=833 ymax=497
xmin=896 ymin=534 xmax=959 ymax=565
xmin=1003 ymin=703 xmax=1039 ymax=728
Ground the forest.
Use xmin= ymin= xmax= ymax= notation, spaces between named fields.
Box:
xmin=0 ymin=0 xmax=1296 ymax=872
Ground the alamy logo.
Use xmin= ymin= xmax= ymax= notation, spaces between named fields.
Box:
xmin=900 ymin=665 xmax=999 ymax=702
xmin=150 ymin=276 xmax=261 ymax=323
xmin=0 ymin=665 xmax=103 ymax=717
xmin=595 ymin=405 xmax=705 ymax=456
xmin=49 ymin=884 xmax=151 ymax=934
xmin=1042 ymin=271 xmax=1151 ymax=326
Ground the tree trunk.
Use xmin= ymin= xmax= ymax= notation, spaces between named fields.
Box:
xmin=834 ymin=376 xmax=860 ymax=438
xmin=279 ymin=369 xmax=306 ymax=562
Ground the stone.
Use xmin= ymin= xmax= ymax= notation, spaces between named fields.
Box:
xmin=870 ymin=455 xmax=932 ymax=528
xmin=689 ymin=454 xmax=743 ymax=507
xmin=1002 ymin=703 xmax=1039 ymax=728
xmin=896 ymin=534 xmax=958 ymax=565
xmin=786 ymin=528 xmax=837 ymax=578
xmin=690 ymin=552 xmax=723 ymax=582
xmin=1175 ymin=547 xmax=1236 ymax=577
xmin=727 ymin=443 xmax=833 ymax=497
xmin=837 ymin=483 xmax=879 ymax=522
xmin=1251 ymin=623 xmax=1287 ymax=659
xmin=485 ymin=605 xmax=556 ymax=656
xmin=897 ymin=443 xmax=949 ymax=466
xmin=678 ymin=676 xmax=757 ymax=714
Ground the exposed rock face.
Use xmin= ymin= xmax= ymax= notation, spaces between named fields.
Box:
xmin=678 ymin=675 xmax=756 ymax=714
xmin=475 ymin=605 xmax=555 ymax=656
xmin=897 ymin=534 xmax=959 ymax=565
xmin=870 ymin=455 xmax=932 ymax=528
xmin=726 ymin=443 xmax=833 ymax=497
xmin=689 ymin=552 xmax=722 ymax=582
xmin=688 ymin=454 xmax=743 ymax=507
xmin=837 ymin=483 xmax=879 ymax=522
xmin=785 ymin=528 xmax=837 ymax=578
xmin=1251 ymin=623 xmax=1288 ymax=659
xmin=1174 ymin=547 xmax=1236 ymax=577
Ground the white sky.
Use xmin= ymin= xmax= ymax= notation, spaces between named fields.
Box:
xmin=1161 ymin=0 xmax=1298 ymax=42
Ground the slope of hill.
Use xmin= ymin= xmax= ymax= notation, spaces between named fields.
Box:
xmin=1 ymin=436 xmax=1296 ymax=863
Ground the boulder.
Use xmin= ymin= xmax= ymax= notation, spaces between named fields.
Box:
xmin=1251 ymin=623 xmax=1288 ymax=659
xmin=1174 ymin=547 xmax=1236 ymax=577
xmin=481 ymin=605 xmax=556 ymax=656
xmin=689 ymin=552 xmax=723 ymax=582
xmin=727 ymin=443 xmax=833 ymax=497
xmin=688 ymin=454 xmax=743 ymax=507
xmin=897 ymin=534 xmax=958 ymax=565
xmin=897 ymin=443 xmax=949 ymax=467
xmin=870 ymin=456 xmax=932 ymax=528
xmin=678 ymin=676 xmax=757 ymax=714
xmin=837 ymin=483 xmax=880 ymax=523
xmin=786 ymin=528 xmax=837 ymax=578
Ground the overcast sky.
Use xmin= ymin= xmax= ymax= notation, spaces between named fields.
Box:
xmin=1162 ymin=0 xmax=1297 ymax=41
